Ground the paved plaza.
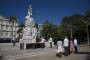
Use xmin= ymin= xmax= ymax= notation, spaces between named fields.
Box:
xmin=0 ymin=43 xmax=90 ymax=60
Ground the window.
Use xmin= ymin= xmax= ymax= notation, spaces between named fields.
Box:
xmin=10 ymin=33 xmax=12 ymax=38
xmin=6 ymin=33 xmax=8 ymax=38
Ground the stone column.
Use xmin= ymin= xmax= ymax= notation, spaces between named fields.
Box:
xmin=24 ymin=43 xmax=26 ymax=49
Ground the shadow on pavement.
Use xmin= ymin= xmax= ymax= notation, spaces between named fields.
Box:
xmin=0 ymin=55 xmax=3 ymax=60
xmin=86 ymin=55 xmax=90 ymax=60
xmin=78 ymin=52 xmax=90 ymax=60
xmin=78 ymin=52 xmax=90 ymax=55
xmin=78 ymin=45 xmax=90 ymax=47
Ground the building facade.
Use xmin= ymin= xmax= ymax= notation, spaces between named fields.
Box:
xmin=0 ymin=16 xmax=19 ymax=41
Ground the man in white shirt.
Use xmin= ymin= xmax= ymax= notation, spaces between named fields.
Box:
xmin=13 ymin=35 xmax=16 ymax=46
xmin=63 ymin=36 xmax=69 ymax=56
xmin=74 ymin=38 xmax=78 ymax=53
xmin=49 ymin=37 xmax=53 ymax=48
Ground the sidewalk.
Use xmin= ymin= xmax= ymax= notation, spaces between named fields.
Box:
xmin=0 ymin=43 xmax=90 ymax=60
xmin=0 ymin=43 xmax=56 ymax=60
xmin=16 ymin=45 xmax=90 ymax=60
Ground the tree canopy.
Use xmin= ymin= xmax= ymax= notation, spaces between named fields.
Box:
xmin=41 ymin=10 xmax=90 ymax=45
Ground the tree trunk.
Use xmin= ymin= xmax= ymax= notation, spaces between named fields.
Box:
xmin=11 ymin=22 xmax=14 ymax=43
xmin=86 ymin=25 xmax=89 ymax=45
xmin=71 ymin=28 xmax=73 ymax=38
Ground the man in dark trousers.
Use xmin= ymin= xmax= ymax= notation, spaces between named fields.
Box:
xmin=49 ymin=37 xmax=53 ymax=48
xmin=74 ymin=38 xmax=78 ymax=53
xmin=13 ymin=35 xmax=16 ymax=46
xmin=63 ymin=36 xmax=69 ymax=56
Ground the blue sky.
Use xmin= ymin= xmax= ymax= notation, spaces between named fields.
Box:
xmin=0 ymin=0 xmax=90 ymax=26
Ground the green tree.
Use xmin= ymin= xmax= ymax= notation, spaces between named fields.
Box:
xmin=17 ymin=23 xmax=25 ymax=34
xmin=42 ymin=20 xmax=60 ymax=41
xmin=60 ymin=14 xmax=84 ymax=40
xmin=0 ymin=18 xmax=3 ymax=39
xmin=42 ymin=20 xmax=51 ymax=40
xmin=80 ymin=10 xmax=90 ymax=45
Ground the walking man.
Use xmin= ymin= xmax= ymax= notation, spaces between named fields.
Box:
xmin=63 ymin=36 xmax=69 ymax=56
xmin=74 ymin=38 xmax=78 ymax=53
xmin=13 ymin=35 xmax=16 ymax=46
xmin=49 ymin=37 xmax=53 ymax=48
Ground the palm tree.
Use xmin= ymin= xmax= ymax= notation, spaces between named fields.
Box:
xmin=68 ymin=22 xmax=73 ymax=38
xmin=17 ymin=23 xmax=25 ymax=35
xmin=80 ymin=11 xmax=90 ymax=45
xmin=9 ymin=16 xmax=17 ymax=43
xmin=0 ymin=18 xmax=3 ymax=38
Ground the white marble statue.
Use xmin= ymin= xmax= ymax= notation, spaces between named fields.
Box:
xmin=22 ymin=4 xmax=37 ymax=49
xmin=25 ymin=4 xmax=35 ymax=27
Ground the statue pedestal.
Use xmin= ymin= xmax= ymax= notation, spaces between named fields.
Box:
xmin=23 ymin=39 xmax=32 ymax=49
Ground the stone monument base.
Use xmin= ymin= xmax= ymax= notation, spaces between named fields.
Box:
xmin=26 ymin=43 xmax=44 ymax=49
xmin=23 ymin=40 xmax=45 ymax=49
xmin=23 ymin=39 xmax=32 ymax=49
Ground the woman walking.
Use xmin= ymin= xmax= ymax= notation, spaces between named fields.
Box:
xmin=70 ymin=38 xmax=74 ymax=54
